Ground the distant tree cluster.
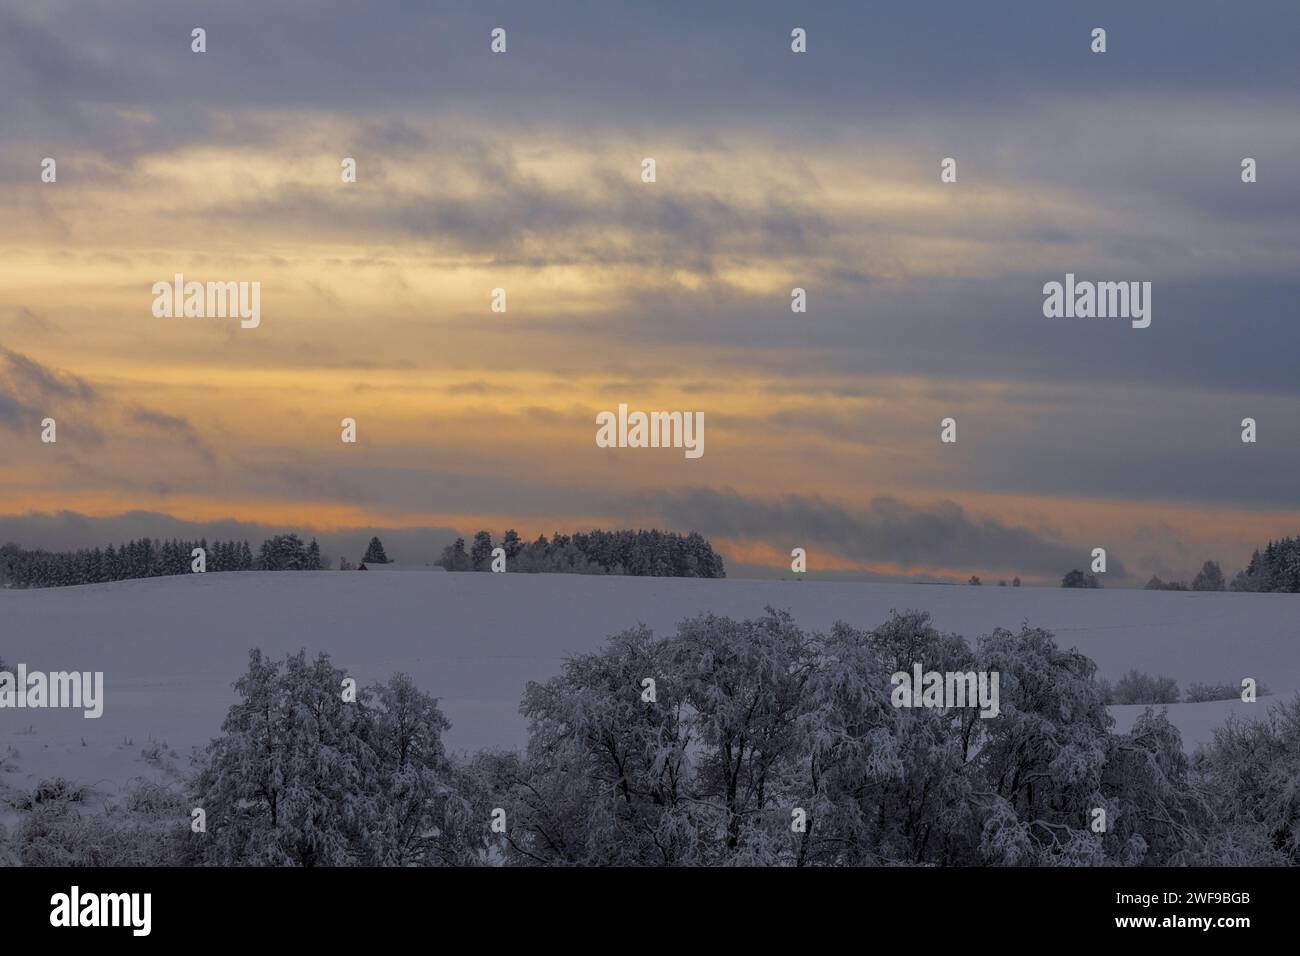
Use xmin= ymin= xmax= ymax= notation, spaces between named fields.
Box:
xmin=1061 ymin=569 xmax=1102 ymax=588
xmin=1184 ymin=680 xmax=1269 ymax=703
xmin=1143 ymin=539 xmax=1300 ymax=594
xmin=0 ymin=533 xmax=325 ymax=588
xmin=257 ymin=534 xmax=324 ymax=571
xmin=1097 ymin=669 xmax=1268 ymax=705
xmin=1142 ymin=562 xmax=1225 ymax=591
xmin=436 ymin=528 xmax=725 ymax=577
xmin=0 ymin=538 xmax=253 ymax=589
xmin=1231 ymin=537 xmax=1300 ymax=592
xmin=1101 ymin=669 xmax=1181 ymax=705
xmin=1144 ymin=575 xmax=1189 ymax=591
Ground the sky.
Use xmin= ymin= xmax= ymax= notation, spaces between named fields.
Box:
xmin=1 ymin=0 xmax=1298 ymax=584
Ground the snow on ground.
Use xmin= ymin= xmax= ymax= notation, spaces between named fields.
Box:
xmin=1 ymin=572 xmax=1297 ymax=798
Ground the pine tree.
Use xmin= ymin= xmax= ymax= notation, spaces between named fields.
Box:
xmin=363 ymin=536 xmax=389 ymax=565
xmin=438 ymin=538 xmax=471 ymax=572
xmin=1192 ymin=560 xmax=1225 ymax=591
xmin=470 ymin=531 xmax=494 ymax=571
xmin=501 ymin=529 xmax=522 ymax=560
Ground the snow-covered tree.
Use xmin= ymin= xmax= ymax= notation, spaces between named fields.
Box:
xmin=1061 ymin=568 xmax=1101 ymax=588
xmin=501 ymin=529 xmax=523 ymax=560
xmin=362 ymin=536 xmax=389 ymax=565
xmin=191 ymin=650 xmax=486 ymax=867
xmin=1193 ymin=694 xmax=1300 ymax=864
xmin=365 ymin=673 xmax=487 ymax=866
xmin=437 ymin=537 xmax=471 ymax=571
xmin=1191 ymin=560 xmax=1225 ymax=591
xmin=192 ymin=650 xmax=374 ymax=865
xmin=470 ymin=531 xmax=494 ymax=571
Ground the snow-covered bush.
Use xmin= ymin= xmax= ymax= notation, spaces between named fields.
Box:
xmin=17 ymin=808 xmax=187 ymax=866
xmin=1109 ymin=669 xmax=1180 ymax=705
xmin=1192 ymin=694 xmax=1300 ymax=865
xmin=18 ymin=777 xmax=88 ymax=810
xmin=1184 ymin=680 xmax=1268 ymax=703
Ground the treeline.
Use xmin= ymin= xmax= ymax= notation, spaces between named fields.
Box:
xmin=9 ymin=609 xmax=1296 ymax=867
xmin=1146 ymin=560 xmax=1226 ymax=592
xmin=1066 ymin=536 xmax=1300 ymax=593
xmin=0 ymin=533 xmax=324 ymax=589
xmin=1098 ymin=668 xmax=1269 ymax=705
xmin=1147 ymin=543 xmax=1300 ymax=593
xmin=1231 ymin=536 xmax=1300 ymax=592
xmin=0 ymin=527 xmax=723 ymax=589
xmin=436 ymin=528 xmax=725 ymax=577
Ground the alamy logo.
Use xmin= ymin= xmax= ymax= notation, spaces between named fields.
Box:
xmin=152 ymin=273 xmax=261 ymax=328
xmin=595 ymin=403 xmax=705 ymax=459
xmin=0 ymin=664 xmax=104 ymax=718
xmin=1042 ymin=273 xmax=1150 ymax=328
xmin=50 ymin=886 xmax=151 ymax=936
xmin=891 ymin=663 xmax=1000 ymax=718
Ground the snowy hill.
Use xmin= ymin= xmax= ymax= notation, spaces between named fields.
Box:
xmin=2 ymin=572 xmax=1296 ymax=800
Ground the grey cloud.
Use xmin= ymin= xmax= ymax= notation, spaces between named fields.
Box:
xmin=3 ymin=1 xmax=1296 ymax=143
xmin=0 ymin=347 xmax=96 ymax=402
xmin=444 ymin=380 xmax=517 ymax=396
xmin=3 ymin=306 xmax=62 ymax=335
xmin=129 ymin=406 xmax=216 ymax=463
xmin=0 ymin=349 xmax=99 ymax=440
xmin=130 ymin=407 xmax=193 ymax=432
xmin=555 ymin=276 xmax=1300 ymax=400
xmin=0 ymin=389 xmax=37 ymax=427
xmin=623 ymin=486 xmax=1126 ymax=581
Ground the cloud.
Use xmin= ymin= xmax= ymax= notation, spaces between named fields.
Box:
xmin=624 ymin=486 xmax=1126 ymax=580
xmin=130 ymin=407 xmax=193 ymax=432
xmin=3 ymin=306 xmax=62 ymax=335
xmin=129 ymin=406 xmax=216 ymax=463
xmin=0 ymin=347 xmax=95 ymax=402
xmin=444 ymin=380 xmax=517 ymax=396
xmin=0 ymin=348 xmax=97 ymax=438
xmin=3 ymin=1 xmax=1296 ymax=142
xmin=0 ymin=389 xmax=36 ymax=427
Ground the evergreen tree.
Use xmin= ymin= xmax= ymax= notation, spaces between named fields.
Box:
xmin=362 ymin=536 xmax=389 ymax=565
xmin=1061 ymin=569 xmax=1101 ymax=588
xmin=501 ymin=529 xmax=523 ymax=560
xmin=1192 ymin=560 xmax=1225 ymax=591
xmin=437 ymin=538 xmax=472 ymax=572
xmin=470 ymin=531 xmax=494 ymax=571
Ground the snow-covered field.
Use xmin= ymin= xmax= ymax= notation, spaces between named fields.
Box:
xmin=2 ymin=572 xmax=1297 ymax=809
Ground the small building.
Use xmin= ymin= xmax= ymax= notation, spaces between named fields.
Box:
xmin=357 ymin=561 xmax=447 ymax=572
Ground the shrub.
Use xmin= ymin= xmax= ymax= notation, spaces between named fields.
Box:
xmin=1109 ymin=669 xmax=1180 ymax=705
xmin=1184 ymin=680 xmax=1269 ymax=703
